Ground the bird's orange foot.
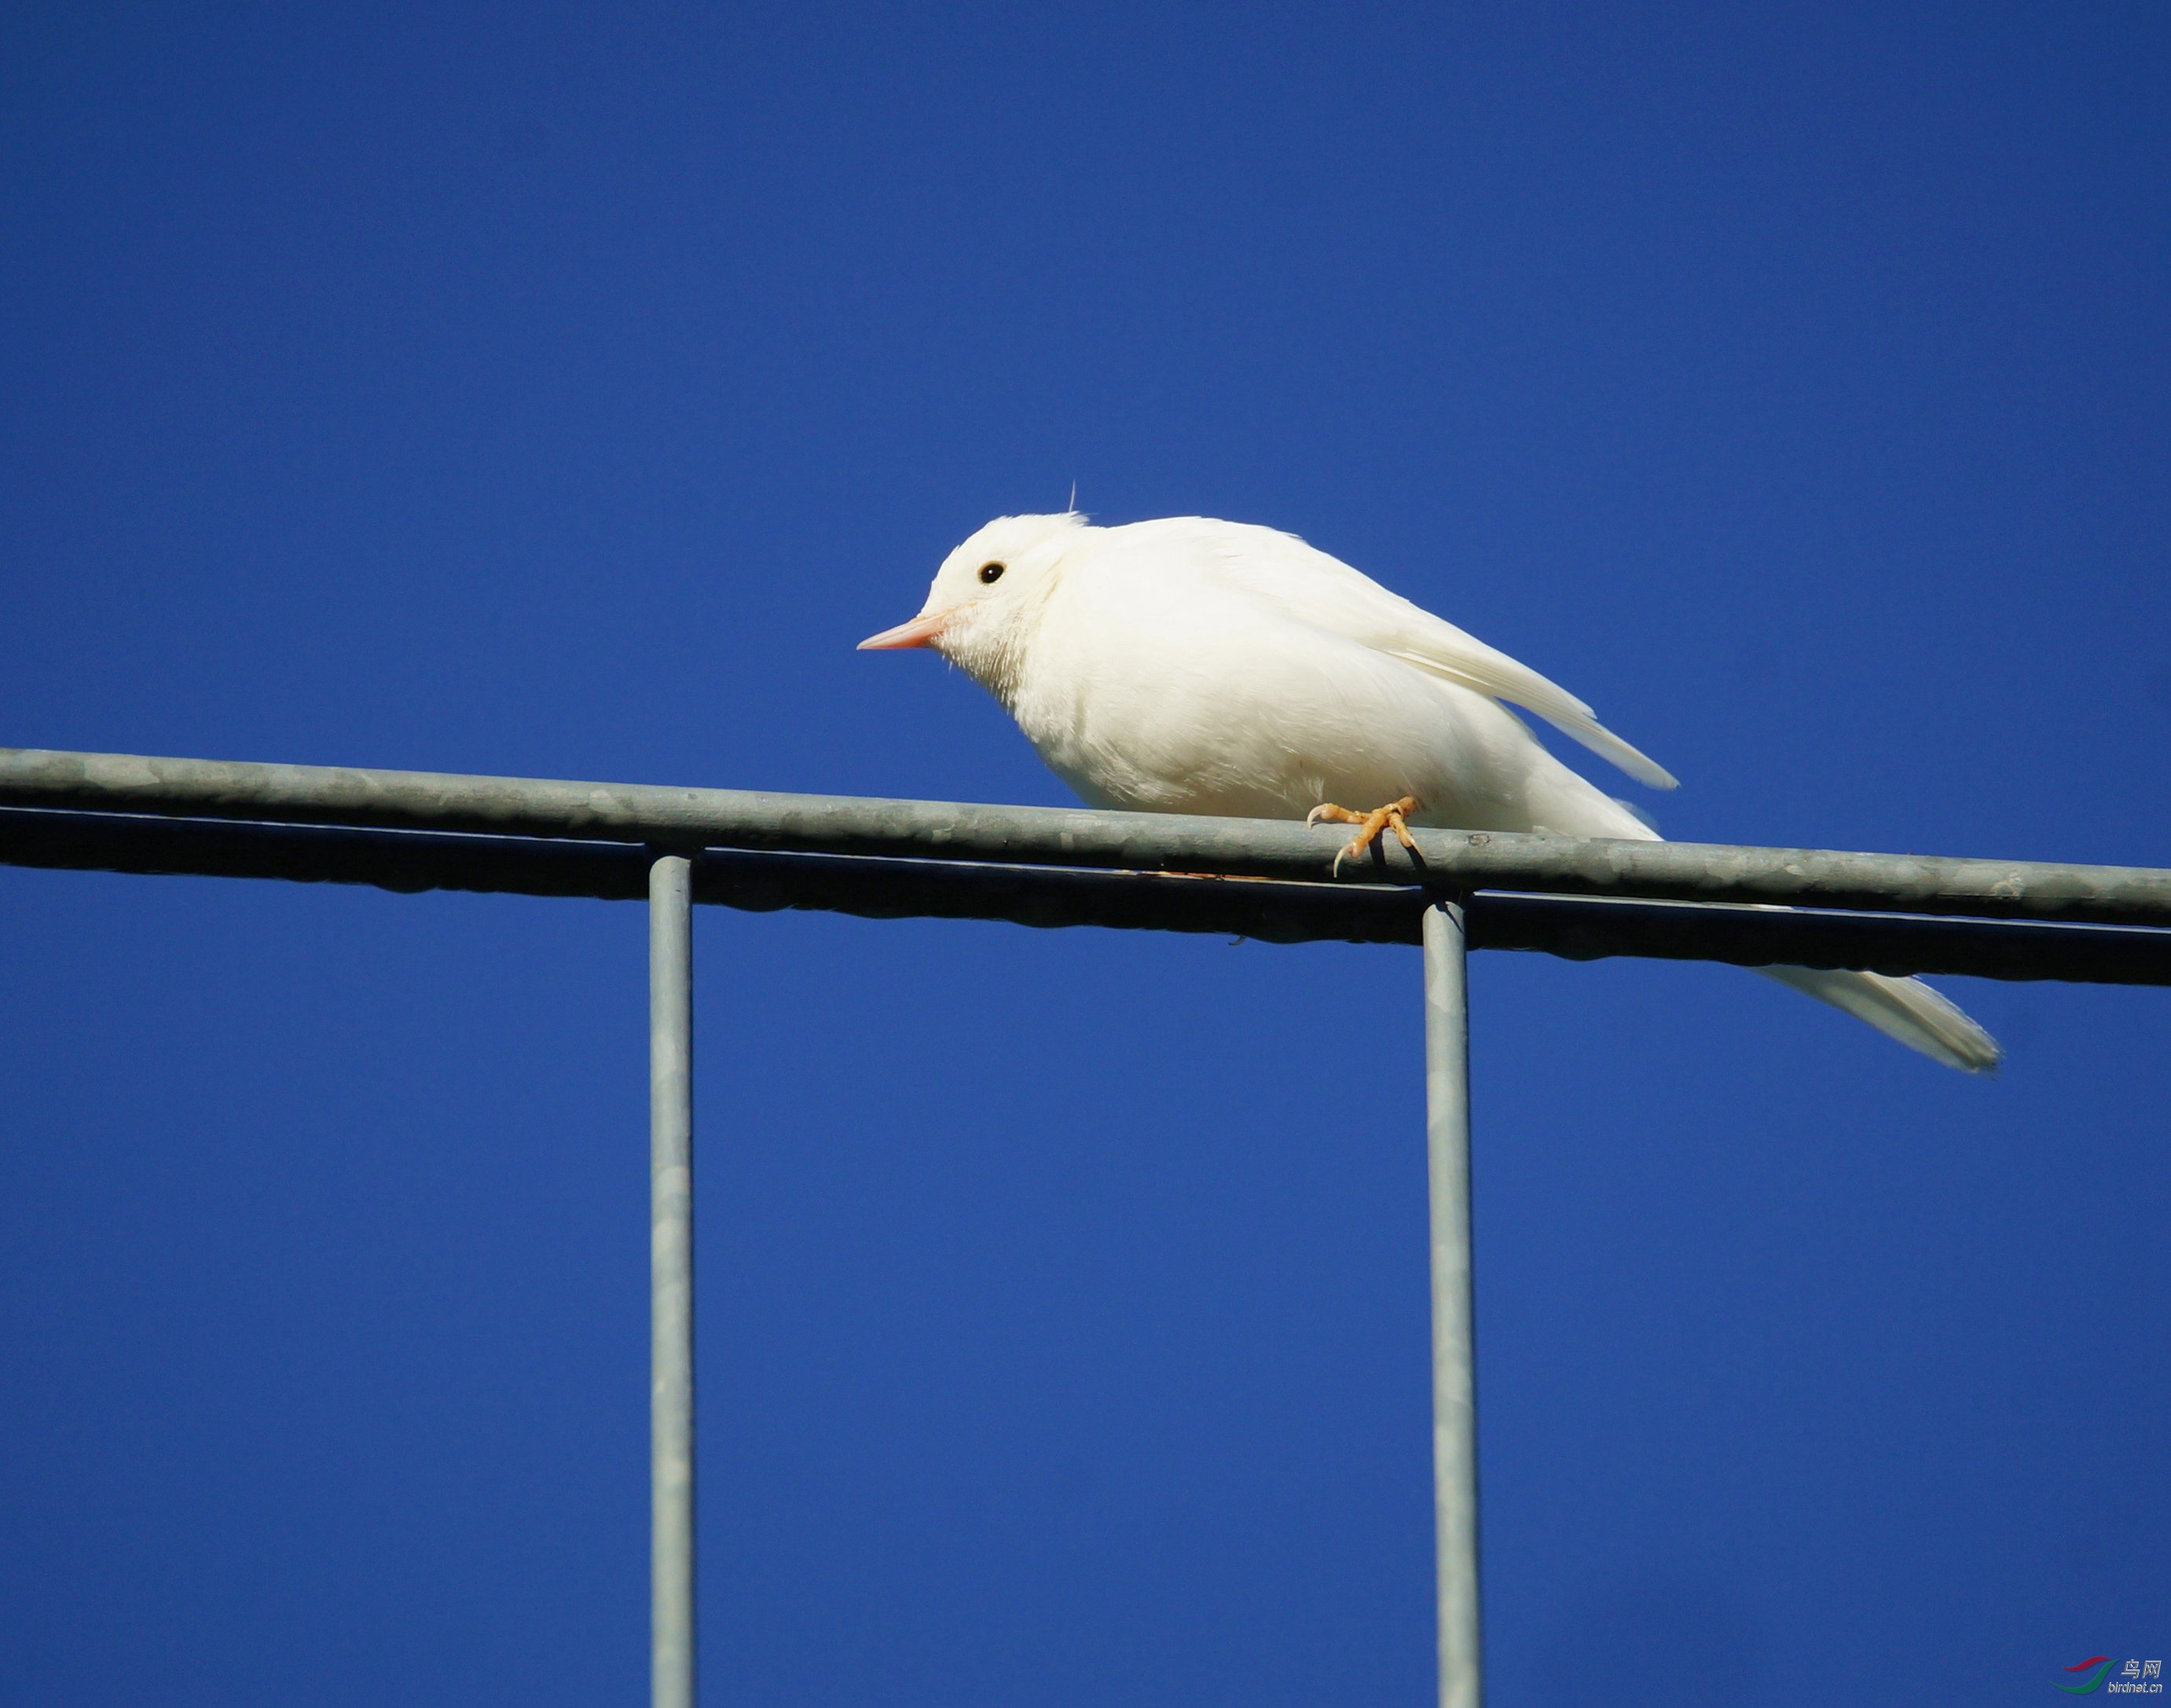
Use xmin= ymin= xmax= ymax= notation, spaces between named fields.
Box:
xmin=1307 ymin=796 xmax=1421 ymax=877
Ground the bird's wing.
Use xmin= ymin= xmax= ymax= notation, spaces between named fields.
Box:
xmin=1131 ymin=519 xmax=1678 ymax=790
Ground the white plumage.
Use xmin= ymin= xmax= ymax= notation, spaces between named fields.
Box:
xmin=862 ymin=511 xmax=2000 ymax=1073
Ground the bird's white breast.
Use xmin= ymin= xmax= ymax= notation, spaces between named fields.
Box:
xmin=1007 ymin=532 xmax=1592 ymax=830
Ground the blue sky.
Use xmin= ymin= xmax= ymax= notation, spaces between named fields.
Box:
xmin=2 ymin=5 xmax=2166 ymax=1703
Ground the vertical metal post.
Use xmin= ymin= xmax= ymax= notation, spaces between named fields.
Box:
xmin=1422 ymin=899 xmax=1482 ymax=1708
xmin=650 ymin=854 xmax=695 ymax=1708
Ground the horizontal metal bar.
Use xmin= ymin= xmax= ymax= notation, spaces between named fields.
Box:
xmin=4 ymin=805 xmax=2168 ymax=984
xmin=2 ymin=747 xmax=2166 ymax=929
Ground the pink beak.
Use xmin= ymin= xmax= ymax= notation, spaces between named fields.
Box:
xmin=857 ymin=610 xmax=950 ymax=650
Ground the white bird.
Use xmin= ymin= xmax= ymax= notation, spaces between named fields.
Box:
xmin=861 ymin=511 xmax=2000 ymax=1072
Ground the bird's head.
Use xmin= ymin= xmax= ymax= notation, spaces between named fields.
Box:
xmin=859 ymin=511 xmax=1087 ymax=695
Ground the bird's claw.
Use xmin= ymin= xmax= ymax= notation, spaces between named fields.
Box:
xmin=1308 ymin=797 xmax=1421 ymax=877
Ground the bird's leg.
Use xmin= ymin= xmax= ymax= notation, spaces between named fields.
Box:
xmin=1307 ymin=796 xmax=1421 ymax=876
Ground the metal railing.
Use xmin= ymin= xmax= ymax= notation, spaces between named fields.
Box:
xmin=5 ymin=745 xmax=2169 ymax=1708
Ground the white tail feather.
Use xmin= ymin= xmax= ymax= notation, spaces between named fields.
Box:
xmin=1525 ymin=793 xmax=2002 ymax=1074
xmin=1757 ymin=966 xmax=2003 ymax=1073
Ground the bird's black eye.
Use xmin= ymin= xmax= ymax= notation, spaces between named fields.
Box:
xmin=978 ymin=561 xmax=1006 ymax=585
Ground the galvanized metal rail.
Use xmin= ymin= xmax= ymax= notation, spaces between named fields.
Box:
xmin=4 ymin=748 xmax=2171 ymax=980
xmin=4 ymin=746 xmax=2169 ymax=1708
xmin=2 ymin=746 xmax=2168 ymax=920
